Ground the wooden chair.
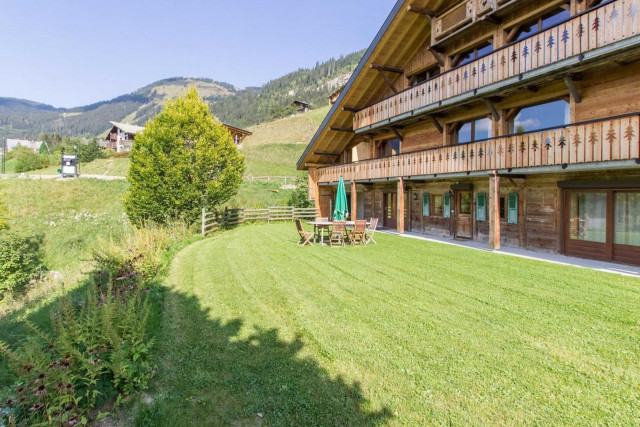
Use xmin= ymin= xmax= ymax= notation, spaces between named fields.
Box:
xmin=330 ymin=221 xmax=346 ymax=247
xmin=364 ymin=218 xmax=378 ymax=245
xmin=296 ymin=219 xmax=314 ymax=246
xmin=349 ymin=220 xmax=367 ymax=245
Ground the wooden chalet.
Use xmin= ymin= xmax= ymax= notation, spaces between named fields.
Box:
xmin=223 ymin=123 xmax=252 ymax=145
xmin=292 ymin=100 xmax=312 ymax=113
xmin=105 ymin=121 xmax=144 ymax=153
xmin=298 ymin=0 xmax=640 ymax=266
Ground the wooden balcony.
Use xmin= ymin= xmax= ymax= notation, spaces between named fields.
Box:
xmin=354 ymin=0 xmax=639 ymax=131
xmin=318 ymin=113 xmax=640 ymax=183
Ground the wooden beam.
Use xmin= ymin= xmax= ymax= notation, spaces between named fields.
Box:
xmin=397 ymin=178 xmax=405 ymax=234
xmin=482 ymin=99 xmax=501 ymax=121
xmin=370 ymin=64 xmax=404 ymax=74
xmin=481 ymin=15 xmax=502 ymax=25
xmin=563 ymin=75 xmax=582 ymax=103
xmin=313 ymin=152 xmax=341 ymax=157
xmin=406 ymin=5 xmax=434 ymax=17
xmin=374 ymin=68 xmax=398 ymax=94
xmin=351 ymin=180 xmax=358 ymax=220
xmin=429 ymin=115 xmax=443 ymax=133
xmin=505 ymin=25 xmax=521 ymax=43
xmin=342 ymin=106 xmax=359 ymax=113
xmin=504 ymin=107 xmax=520 ymax=122
xmin=391 ymin=127 xmax=403 ymax=141
xmin=489 ymin=171 xmax=501 ymax=250
xmin=426 ymin=47 xmax=445 ymax=67
xmin=329 ymin=126 xmax=354 ymax=133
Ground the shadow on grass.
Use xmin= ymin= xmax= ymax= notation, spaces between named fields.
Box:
xmin=148 ymin=290 xmax=392 ymax=426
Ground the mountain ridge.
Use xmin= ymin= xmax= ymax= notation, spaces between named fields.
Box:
xmin=0 ymin=49 xmax=364 ymax=141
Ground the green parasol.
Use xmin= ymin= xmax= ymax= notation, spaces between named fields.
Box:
xmin=333 ymin=176 xmax=349 ymax=221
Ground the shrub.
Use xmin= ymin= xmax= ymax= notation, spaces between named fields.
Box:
xmin=14 ymin=150 xmax=50 ymax=173
xmin=124 ymin=87 xmax=245 ymax=226
xmin=78 ymin=138 xmax=105 ymax=163
xmin=288 ymin=172 xmax=314 ymax=208
xmin=0 ymin=226 xmax=182 ymax=425
xmin=0 ymin=233 xmax=45 ymax=300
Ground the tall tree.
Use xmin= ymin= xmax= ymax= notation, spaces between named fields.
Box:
xmin=124 ymin=88 xmax=245 ymax=225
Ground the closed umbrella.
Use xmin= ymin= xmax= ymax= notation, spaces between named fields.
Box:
xmin=333 ymin=176 xmax=349 ymax=221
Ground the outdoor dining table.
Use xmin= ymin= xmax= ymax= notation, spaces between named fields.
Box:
xmin=307 ymin=220 xmax=370 ymax=245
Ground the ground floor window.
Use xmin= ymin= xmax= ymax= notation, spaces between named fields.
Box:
xmin=476 ymin=193 xmax=487 ymax=221
xmin=614 ymin=192 xmax=640 ymax=247
xmin=569 ymin=192 xmax=607 ymax=243
xmin=433 ymin=194 xmax=443 ymax=216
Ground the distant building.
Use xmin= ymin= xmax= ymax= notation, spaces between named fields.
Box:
xmin=5 ymin=139 xmax=44 ymax=153
xmin=292 ymin=100 xmax=312 ymax=113
xmin=105 ymin=121 xmax=145 ymax=153
xmin=104 ymin=120 xmax=251 ymax=150
xmin=222 ymin=123 xmax=252 ymax=145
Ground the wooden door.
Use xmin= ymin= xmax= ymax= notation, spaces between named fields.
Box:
xmin=383 ymin=192 xmax=397 ymax=228
xmin=565 ymin=189 xmax=640 ymax=265
xmin=455 ymin=191 xmax=473 ymax=239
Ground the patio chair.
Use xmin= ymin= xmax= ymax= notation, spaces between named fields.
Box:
xmin=296 ymin=219 xmax=314 ymax=246
xmin=364 ymin=218 xmax=378 ymax=245
xmin=330 ymin=221 xmax=346 ymax=247
xmin=349 ymin=220 xmax=367 ymax=245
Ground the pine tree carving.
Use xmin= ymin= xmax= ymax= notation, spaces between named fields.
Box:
xmin=520 ymin=140 xmax=526 ymax=152
xmin=589 ymin=128 xmax=598 ymax=146
xmin=577 ymin=23 xmax=585 ymax=38
xmin=625 ymin=124 xmax=635 ymax=144
xmin=592 ymin=16 xmax=600 ymax=31
xmin=559 ymin=135 xmax=566 ymax=147
xmin=606 ymin=126 xmax=617 ymax=145
xmin=532 ymin=139 xmax=539 ymax=151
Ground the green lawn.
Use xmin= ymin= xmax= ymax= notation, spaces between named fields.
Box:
xmin=151 ymin=223 xmax=640 ymax=426
xmin=241 ymin=143 xmax=306 ymax=177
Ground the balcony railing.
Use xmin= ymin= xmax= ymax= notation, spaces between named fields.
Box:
xmin=318 ymin=113 xmax=640 ymax=183
xmin=354 ymin=0 xmax=636 ymax=130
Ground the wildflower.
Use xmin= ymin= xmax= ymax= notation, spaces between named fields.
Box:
xmin=35 ymin=385 xmax=46 ymax=397
xmin=17 ymin=386 xmax=26 ymax=393
xmin=90 ymin=358 xmax=102 ymax=365
xmin=144 ymin=288 xmax=150 ymax=293
xmin=48 ymin=344 xmax=55 ymax=350
xmin=48 ymin=360 xmax=60 ymax=368
xmin=38 ymin=373 xmax=46 ymax=380
xmin=68 ymin=418 xmax=79 ymax=426
xmin=5 ymin=399 xmax=13 ymax=407
xmin=22 ymin=364 xmax=34 ymax=372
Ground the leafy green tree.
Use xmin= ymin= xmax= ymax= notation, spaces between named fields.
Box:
xmin=78 ymin=137 xmax=104 ymax=163
xmin=14 ymin=149 xmax=50 ymax=173
xmin=124 ymin=88 xmax=245 ymax=225
xmin=288 ymin=172 xmax=314 ymax=208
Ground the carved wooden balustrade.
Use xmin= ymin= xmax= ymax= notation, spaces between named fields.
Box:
xmin=318 ymin=114 xmax=640 ymax=183
xmin=354 ymin=0 xmax=638 ymax=130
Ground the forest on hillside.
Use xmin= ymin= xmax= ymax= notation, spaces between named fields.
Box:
xmin=212 ymin=50 xmax=364 ymax=128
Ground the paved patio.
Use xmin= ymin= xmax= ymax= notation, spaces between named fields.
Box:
xmin=379 ymin=230 xmax=640 ymax=278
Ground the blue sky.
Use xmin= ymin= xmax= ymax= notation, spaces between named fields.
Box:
xmin=0 ymin=1 xmax=393 ymax=108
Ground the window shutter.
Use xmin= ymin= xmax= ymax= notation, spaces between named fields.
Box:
xmin=476 ymin=193 xmax=487 ymax=221
xmin=507 ymin=192 xmax=518 ymax=224
xmin=443 ymin=193 xmax=451 ymax=218
xmin=422 ymin=193 xmax=430 ymax=217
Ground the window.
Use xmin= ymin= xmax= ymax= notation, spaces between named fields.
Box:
xmin=457 ymin=117 xmax=493 ymax=144
xmin=443 ymin=193 xmax=451 ymax=218
xmin=511 ymin=99 xmax=570 ymax=133
xmin=614 ymin=192 xmax=640 ymax=247
xmin=378 ymin=138 xmax=401 ymax=157
xmin=455 ymin=42 xmax=493 ymax=67
xmin=476 ymin=193 xmax=487 ymax=221
xmin=423 ymin=193 xmax=430 ymax=216
xmin=513 ymin=8 xmax=571 ymax=43
xmin=500 ymin=196 xmax=506 ymax=219
xmin=460 ymin=193 xmax=472 ymax=215
xmin=433 ymin=194 xmax=443 ymax=216
xmin=507 ymin=192 xmax=518 ymax=224
xmin=411 ymin=66 xmax=440 ymax=86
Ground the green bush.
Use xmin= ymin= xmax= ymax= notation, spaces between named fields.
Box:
xmin=0 ymin=226 xmax=182 ymax=425
xmin=78 ymin=138 xmax=105 ymax=163
xmin=14 ymin=150 xmax=50 ymax=173
xmin=288 ymin=172 xmax=314 ymax=208
xmin=124 ymin=87 xmax=245 ymax=226
xmin=0 ymin=233 xmax=45 ymax=300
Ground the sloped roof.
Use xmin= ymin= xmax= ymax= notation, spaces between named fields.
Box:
xmin=110 ymin=121 xmax=145 ymax=135
xmin=222 ymin=123 xmax=252 ymax=136
xmin=297 ymin=0 xmax=447 ymax=169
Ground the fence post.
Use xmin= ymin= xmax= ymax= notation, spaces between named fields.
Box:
xmin=201 ymin=207 xmax=205 ymax=236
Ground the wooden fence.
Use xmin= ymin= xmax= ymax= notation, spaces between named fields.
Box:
xmin=245 ymin=176 xmax=297 ymax=184
xmin=201 ymin=206 xmax=318 ymax=236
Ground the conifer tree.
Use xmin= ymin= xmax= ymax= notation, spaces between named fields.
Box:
xmin=124 ymin=88 xmax=245 ymax=225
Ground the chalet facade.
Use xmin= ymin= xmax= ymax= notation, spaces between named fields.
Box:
xmin=223 ymin=123 xmax=252 ymax=145
xmin=105 ymin=121 xmax=144 ymax=153
xmin=298 ymin=0 xmax=640 ymax=266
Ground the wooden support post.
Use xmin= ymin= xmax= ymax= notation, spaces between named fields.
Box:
xmin=489 ymin=171 xmax=501 ymax=250
xmin=482 ymin=99 xmax=501 ymax=121
xmin=563 ymin=76 xmax=582 ymax=104
xmin=429 ymin=115 xmax=443 ymax=133
xmin=351 ymin=180 xmax=357 ymax=220
xmin=397 ymin=178 xmax=405 ymax=234
xmin=201 ymin=207 xmax=206 ymax=236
